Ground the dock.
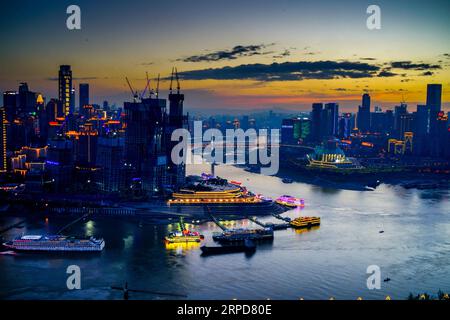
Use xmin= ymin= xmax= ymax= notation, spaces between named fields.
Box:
xmin=0 ymin=219 xmax=27 ymax=235
xmin=205 ymin=206 xmax=228 ymax=231
xmin=247 ymin=216 xmax=291 ymax=230
xmin=56 ymin=212 xmax=92 ymax=235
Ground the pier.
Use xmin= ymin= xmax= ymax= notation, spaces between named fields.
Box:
xmin=0 ymin=219 xmax=27 ymax=235
xmin=248 ymin=216 xmax=291 ymax=230
xmin=56 ymin=212 xmax=92 ymax=235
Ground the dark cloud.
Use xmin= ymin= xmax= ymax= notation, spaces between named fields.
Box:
xmin=420 ymin=71 xmax=434 ymax=76
xmin=273 ymin=49 xmax=291 ymax=59
xmin=140 ymin=62 xmax=154 ymax=66
xmin=360 ymin=57 xmax=376 ymax=61
xmin=378 ymin=69 xmax=397 ymax=77
xmin=179 ymin=44 xmax=273 ymax=63
xmin=390 ymin=61 xmax=441 ymax=70
xmin=177 ymin=60 xmax=383 ymax=81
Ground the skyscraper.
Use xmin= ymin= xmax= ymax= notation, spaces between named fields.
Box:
xmin=58 ymin=65 xmax=73 ymax=115
xmin=357 ymin=93 xmax=371 ymax=132
xmin=79 ymin=83 xmax=89 ymax=111
xmin=324 ymin=103 xmax=339 ymax=136
xmin=3 ymin=91 xmax=18 ymax=122
xmin=426 ymin=84 xmax=442 ymax=156
xmin=124 ymin=97 xmax=167 ymax=194
xmin=0 ymin=107 xmax=7 ymax=172
xmin=168 ymin=85 xmax=187 ymax=187
xmin=311 ymin=103 xmax=323 ymax=143
xmin=414 ymin=105 xmax=430 ymax=156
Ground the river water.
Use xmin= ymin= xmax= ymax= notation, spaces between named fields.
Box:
xmin=0 ymin=164 xmax=449 ymax=300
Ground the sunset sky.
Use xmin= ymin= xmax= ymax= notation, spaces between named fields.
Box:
xmin=1 ymin=0 xmax=449 ymax=113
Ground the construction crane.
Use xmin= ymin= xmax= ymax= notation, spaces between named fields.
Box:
xmin=175 ymin=67 xmax=180 ymax=94
xmin=125 ymin=77 xmax=139 ymax=102
xmin=169 ymin=67 xmax=175 ymax=94
xmin=156 ymin=73 xmax=160 ymax=98
xmin=140 ymin=71 xmax=151 ymax=99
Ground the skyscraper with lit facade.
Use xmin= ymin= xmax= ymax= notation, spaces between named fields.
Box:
xmin=58 ymin=65 xmax=73 ymax=116
xmin=0 ymin=107 xmax=7 ymax=172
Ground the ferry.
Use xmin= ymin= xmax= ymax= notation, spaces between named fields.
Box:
xmin=290 ymin=216 xmax=321 ymax=229
xmin=166 ymin=175 xmax=288 ymax=216
xmin=164 ymin=230 xmax=204 ymax=243
xmin=212 ymin=227 xmax=274 ymax=243
xmin=3 ymin=235 xmax=105 ymax=252
xmin=275 ymin=195 xmax=305 ymax=208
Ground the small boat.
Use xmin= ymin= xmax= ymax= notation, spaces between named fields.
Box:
xmin=282 ymin=178 xmax=293 ymax=184
xmin=275 ymin=195 xmax=305 ymax=208
xmin=201 ymin=239 xmax=256 ymax=256
xmin=0 ymin=250 xmax=17 ymax=256
xmin=164 ymin=230 xmax=204 ymax=243
xmin=290 ymin=216 xmax=321 ymax=229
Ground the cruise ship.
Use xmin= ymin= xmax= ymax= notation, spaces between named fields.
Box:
xmin=166 ymin=175 xmax=287 ymax=216
xmin=3 ymin=235 xmax=105 ymax=252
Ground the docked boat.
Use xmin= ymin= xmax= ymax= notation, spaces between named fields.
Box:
xmin=164 ymin=230 xmax=204 ymax=243
xmin=212 ymin=227 xmax=273 ymax=243
xmin=3 ymin=235 xmax=105 ymax=252
xmin=166 ymin=175 xmax=287 ymax=216
xmin=275 ymin=195 xmax=305 ymax=208
xmin=290 ymin=216 xmax=321 ymax=229
xmin=201 ymin=239 xmax=256 ymax=256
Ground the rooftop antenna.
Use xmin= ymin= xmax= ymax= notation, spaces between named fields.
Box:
xmin=125 ymin=77 xmax=138 ymax=102
xmin=169 ymin=67 xmax=174 ymax=94
xmin=156 ymin=73 xmax=160 ymax=98
xmin=175 ymin=67 xmax=180 ymax=94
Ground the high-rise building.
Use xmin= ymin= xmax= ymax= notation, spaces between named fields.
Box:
xmin=0 ymin=108 xmax=7 ymax=172
xmin=311 ymin=103 xmax=323 ymax=143
xmin=394 ymin=103 xmax=408 ymax=139
xmin=414 ymin=105 xmax=430 ymax=156
xmin=96 ymin=134 xmax=124 ymax=192
xmin=3 ymin=91 xmax=18 ymax=122
xmin=357 ymin=93 xmax=371 ymax=132
xmin=168 ymin=87 xmax=187 ymax=187
xmin=18 ymin=82 xmax=37 ymax=114
xmin=427 ymin=84 xmax=442 ymax=130
xmin=79 ymin=83 xmax=89 ymax=111
xmin=58 ymin=65 xmax=73 ymax=116
xmin=124 ymin=97 xmax=167 ymax=194
xmin=426 ymin=84 xmax=443 ymax=157
xmin=323 ymin=103 xmax=339 ymax=136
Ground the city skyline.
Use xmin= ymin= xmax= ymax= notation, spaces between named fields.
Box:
xmin=1 ymin=0 xmax=449 ymax=112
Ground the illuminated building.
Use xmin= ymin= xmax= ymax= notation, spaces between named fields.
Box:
xmin=0 ymin=108 xmax=7 ymax=172
xmin=306 ymin=140 xmax=362 ymax=170
xmin=387 ymin=132 xmax=413 ymax=155
xmin=3 ymin=91 xmax=18 ymax=122
xmin=58 ymin=65 xmax=73 ymax=115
